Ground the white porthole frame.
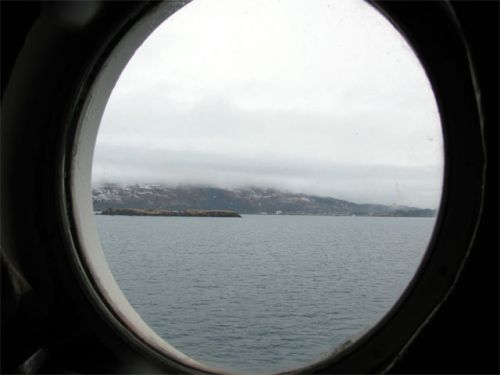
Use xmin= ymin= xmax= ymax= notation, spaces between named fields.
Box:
xmin=61 ymin=1 xmax=485 ymax=374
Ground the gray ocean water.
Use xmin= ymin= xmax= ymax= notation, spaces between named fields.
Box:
xmin=96 ymin=215 xmax=435 ymax=373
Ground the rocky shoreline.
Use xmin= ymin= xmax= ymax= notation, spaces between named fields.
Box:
xmin=93 ymin=185 xmax=436 ymax=217
xmin=99 ymin=207 xmax=241 ymax=218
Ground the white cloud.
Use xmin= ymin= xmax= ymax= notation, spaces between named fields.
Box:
xmin=93 ymin=0 xmax=443 ymax=208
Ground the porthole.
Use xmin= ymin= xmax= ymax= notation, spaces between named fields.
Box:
xmin=90 ymin=0 xmax=443 ymax=372
xmin=61 ymin=1 xmax=484 ymax=374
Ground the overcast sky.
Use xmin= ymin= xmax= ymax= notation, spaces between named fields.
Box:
xmin=92 ymin=0 xmax=443 ymax=208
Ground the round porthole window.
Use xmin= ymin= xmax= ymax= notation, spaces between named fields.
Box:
xmin=65 ymin=0 xmax=481 ymax=374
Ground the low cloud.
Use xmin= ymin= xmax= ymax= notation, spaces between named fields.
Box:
xmin=92 ymin=0 xmax=443 ymax=209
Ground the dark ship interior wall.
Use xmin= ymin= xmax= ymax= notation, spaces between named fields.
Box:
xmin=1 ymin=1 xmax=498 ymax=373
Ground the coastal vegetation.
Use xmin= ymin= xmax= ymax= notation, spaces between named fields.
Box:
xmin=93 ymin=184 xmax=436 ymax=218
xmin=100 ymin=207 xmax=241 ymax=218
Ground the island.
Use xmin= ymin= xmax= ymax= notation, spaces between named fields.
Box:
xmin=99 ymin=207 xmax=241 ymax=218
xmin=93 ymin=185 xmax=437 ymax=218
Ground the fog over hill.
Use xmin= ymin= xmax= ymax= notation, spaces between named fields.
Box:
xmin=92 ymin=0 xmax=443 ymax=210
xmin=92 ymin=184 xmax=436 ymax=217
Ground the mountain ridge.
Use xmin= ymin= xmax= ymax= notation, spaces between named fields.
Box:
xmin=92 ymin=183 xmax=436 ymax=217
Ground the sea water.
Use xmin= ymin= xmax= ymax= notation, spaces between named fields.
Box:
xmin=95 ymin=214 xmax=435 ymax=373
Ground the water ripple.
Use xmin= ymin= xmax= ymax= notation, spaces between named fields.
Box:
xmin=97 ymin=215 xmax=434 ymax=373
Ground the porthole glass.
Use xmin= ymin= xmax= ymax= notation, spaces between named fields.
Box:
xmin=90 ymin=0 xmax=443 ymax=372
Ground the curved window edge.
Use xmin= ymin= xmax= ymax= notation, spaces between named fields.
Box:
xmin=56 ymin=1 xmax=486 ymax=374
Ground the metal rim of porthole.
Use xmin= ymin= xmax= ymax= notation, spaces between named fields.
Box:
xmin=53 ymin=0 xmax=485 ymax=373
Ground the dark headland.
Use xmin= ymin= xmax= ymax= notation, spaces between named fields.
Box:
xmin=93 ymin=185 xmax=436 ymax=218
xmin=100 ymin=207 xmax=241 ymax=218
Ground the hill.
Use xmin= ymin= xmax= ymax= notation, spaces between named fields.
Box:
xmin=92 ymin=184 xmax=436 ymax=217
